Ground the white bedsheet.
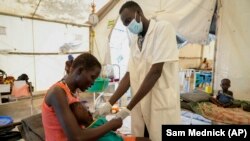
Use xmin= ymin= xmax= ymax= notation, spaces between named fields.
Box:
xmin=181 ymin=110 xmax=212 ymax=125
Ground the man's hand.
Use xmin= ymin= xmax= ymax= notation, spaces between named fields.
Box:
xmin=115 ymin=107 xmax=130 ymax=120
xmin=93 ymin=102 xmax=112 ymax=118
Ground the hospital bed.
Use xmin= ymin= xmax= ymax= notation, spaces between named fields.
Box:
xmin=180 ymin=91 xmax=250 ymax=125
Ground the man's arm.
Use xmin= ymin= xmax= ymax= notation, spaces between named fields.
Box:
xmin=126 ymin=62 xmax=164 ymax=110
xmin=109 ymin=72 xmax=130 ymax=105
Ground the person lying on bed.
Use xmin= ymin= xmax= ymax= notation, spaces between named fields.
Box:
xmin=210 ymin=78 xmax=235 ymax=107
xmin=70 ymin=101 xmax=151 ymax=141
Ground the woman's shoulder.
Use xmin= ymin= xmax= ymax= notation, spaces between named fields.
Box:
xmin=46 ymin=84 xmax=67 ymax=101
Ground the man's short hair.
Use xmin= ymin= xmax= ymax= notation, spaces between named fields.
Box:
xmin=119 ymin=1 xmax=142 ymax=14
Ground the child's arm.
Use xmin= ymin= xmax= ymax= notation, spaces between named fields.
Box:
xmin=229 ymin=91 xmax=234 ymax=100
xmin=216 ymin=91 xmax=221 ymax=99
xmin=229 ymin=91 xmax=233 ymax=96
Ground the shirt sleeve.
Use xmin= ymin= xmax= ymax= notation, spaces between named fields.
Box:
xmin=152 ymin=21 xmax=179 ymax=64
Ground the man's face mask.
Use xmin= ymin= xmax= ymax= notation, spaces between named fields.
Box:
xmin=127 ymin=13 xmax=143 ymax=34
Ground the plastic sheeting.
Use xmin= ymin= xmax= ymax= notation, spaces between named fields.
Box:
xmin=214 ymin=0 xmax=250 ymax=100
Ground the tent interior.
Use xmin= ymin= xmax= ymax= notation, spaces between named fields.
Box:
xmin=0 ymin=0 xmax=219 ymax=93
xmin=0 ymin=0 xmax=250 ymax=139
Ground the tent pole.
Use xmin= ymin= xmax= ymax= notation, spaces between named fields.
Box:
xmin=212 ymin=0 xmax=221 ymax=94
xmin=89 ymin=27 xmax=95 ymax=54
xmin=0 ymin=12 xmax=90 ymax=28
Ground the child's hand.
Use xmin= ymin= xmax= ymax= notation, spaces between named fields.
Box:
xmin=109 ymin=117 xmax=122 ymax=131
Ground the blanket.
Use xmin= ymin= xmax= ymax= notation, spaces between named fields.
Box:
xmin=190 ymin=102 xmax=250 ymax=124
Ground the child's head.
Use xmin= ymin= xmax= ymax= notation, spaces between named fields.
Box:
xmin=70 ymin=102 xmax=93 ymax=127
xmin=220 ymin=78 xmax=231 ymax=90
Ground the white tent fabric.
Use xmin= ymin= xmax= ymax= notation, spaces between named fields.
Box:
xmin=0 ymin=15 xmax=89 ymax=91
xmin=214 ymin=0 xmax=250 ymax=100
xmin=0 ymin=0 xmax=109 ymax=25
xmin=136 ymin=0 xmax=216 ymax=44
xmin=92 ymin=1 xmax=124 ymax=65
xmin=0 ymin=0 xmax=249 ymax=101
xmin=94 ymin=0 xmax=216 ymax=66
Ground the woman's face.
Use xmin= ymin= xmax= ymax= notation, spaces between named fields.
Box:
xmin=77 ymin=66 xmax=101 ymax=92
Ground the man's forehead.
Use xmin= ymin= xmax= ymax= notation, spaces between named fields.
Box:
xmin=121 ymin=8 xmax=134 ymax=17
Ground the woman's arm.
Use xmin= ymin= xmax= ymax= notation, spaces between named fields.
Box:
xmin=46 ymin=87 xmax=122 ymax=141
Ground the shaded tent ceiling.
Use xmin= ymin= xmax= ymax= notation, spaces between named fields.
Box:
xmin=0 ymin=0 xmax=110 ymax=26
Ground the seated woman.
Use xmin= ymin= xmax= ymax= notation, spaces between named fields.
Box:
xmin=17 ymin=73 xmax=34 ymax=92
xmin=70 ymin=102 xmax=151 ymax=141
xmin=42 ymin=53 xmax=123 ymax=141
xmin=11 ymin=74 xmax=33 ymax=98
xmin=209 ymin=78 xmax=238 ymax=108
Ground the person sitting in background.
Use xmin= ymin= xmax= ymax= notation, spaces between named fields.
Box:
xmin=62 ymin=54 xmax=74 ymax=80
xmin=65 ymin=54 xmax=74 ymax=74
xmin=199 ymin=58 xmax=210 ymax=70
xmin=210 ymin=78 xmax=234 ymax=107
xmin=70 ymin=101 xmax=151 ymax=141
xmin=11 ymin=73 xmax=33 ymax=98
xmin=17 ymin=73 xmax=34 ymax=92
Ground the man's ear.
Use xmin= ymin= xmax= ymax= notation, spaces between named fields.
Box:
xmin=137 ymin=10 xmax=142 ymax=17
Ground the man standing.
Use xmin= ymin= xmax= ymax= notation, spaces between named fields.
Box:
xmin=95 ymin=1 xmax=181 ymax=141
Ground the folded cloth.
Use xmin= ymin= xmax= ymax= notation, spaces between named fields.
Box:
xmin=18 ymin=113 xmax=45 ymax=141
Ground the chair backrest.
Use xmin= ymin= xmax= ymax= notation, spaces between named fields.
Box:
xmin=18 ymin=113 xmax=44 ymax=141
xmin=11 ymin=81 xmax=31 ymax=98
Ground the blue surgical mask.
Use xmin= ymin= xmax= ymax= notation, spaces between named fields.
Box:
xmin=127 ymin=13 xmax=143 ymax=34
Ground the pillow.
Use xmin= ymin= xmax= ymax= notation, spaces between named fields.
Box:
xmin=181 ymin=92 xmax=211 ymax=103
